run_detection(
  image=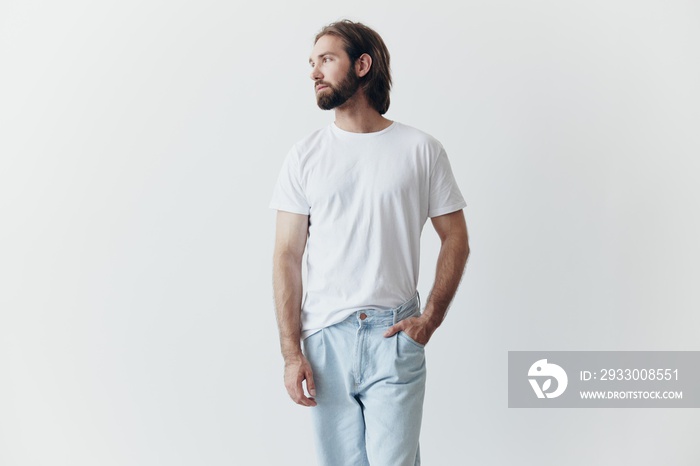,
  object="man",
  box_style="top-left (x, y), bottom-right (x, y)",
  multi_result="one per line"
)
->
top-left (269, 19), bottom-right (470, 466)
